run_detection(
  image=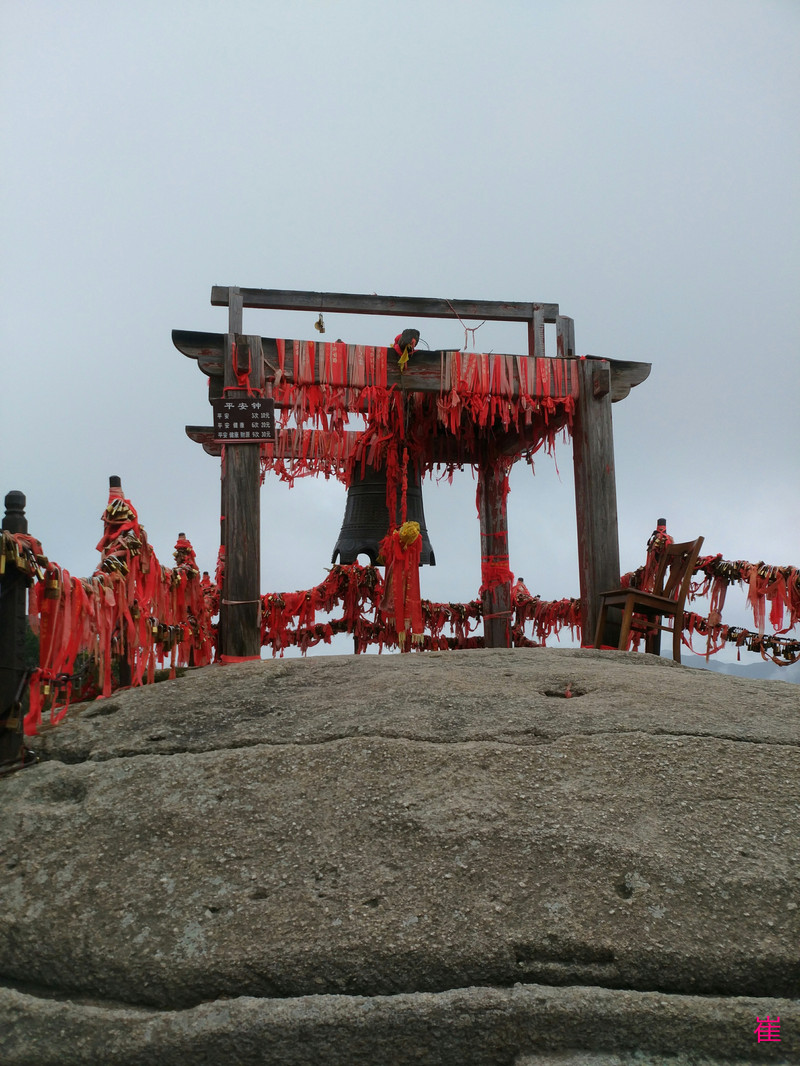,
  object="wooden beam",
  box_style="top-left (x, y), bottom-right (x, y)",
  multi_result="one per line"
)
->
top-left (219, 334), bottom-right (264, 661)
top-left (173, 330), bottom-right (650, 404)
top-left (174, 332), bottom-right (581, 400)
top-left (572, 359), bottom-right (621, 647)
top-left (211, 286), bottom-right (560, 324)
top-left (185, 424), bottom-right (555, 466)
